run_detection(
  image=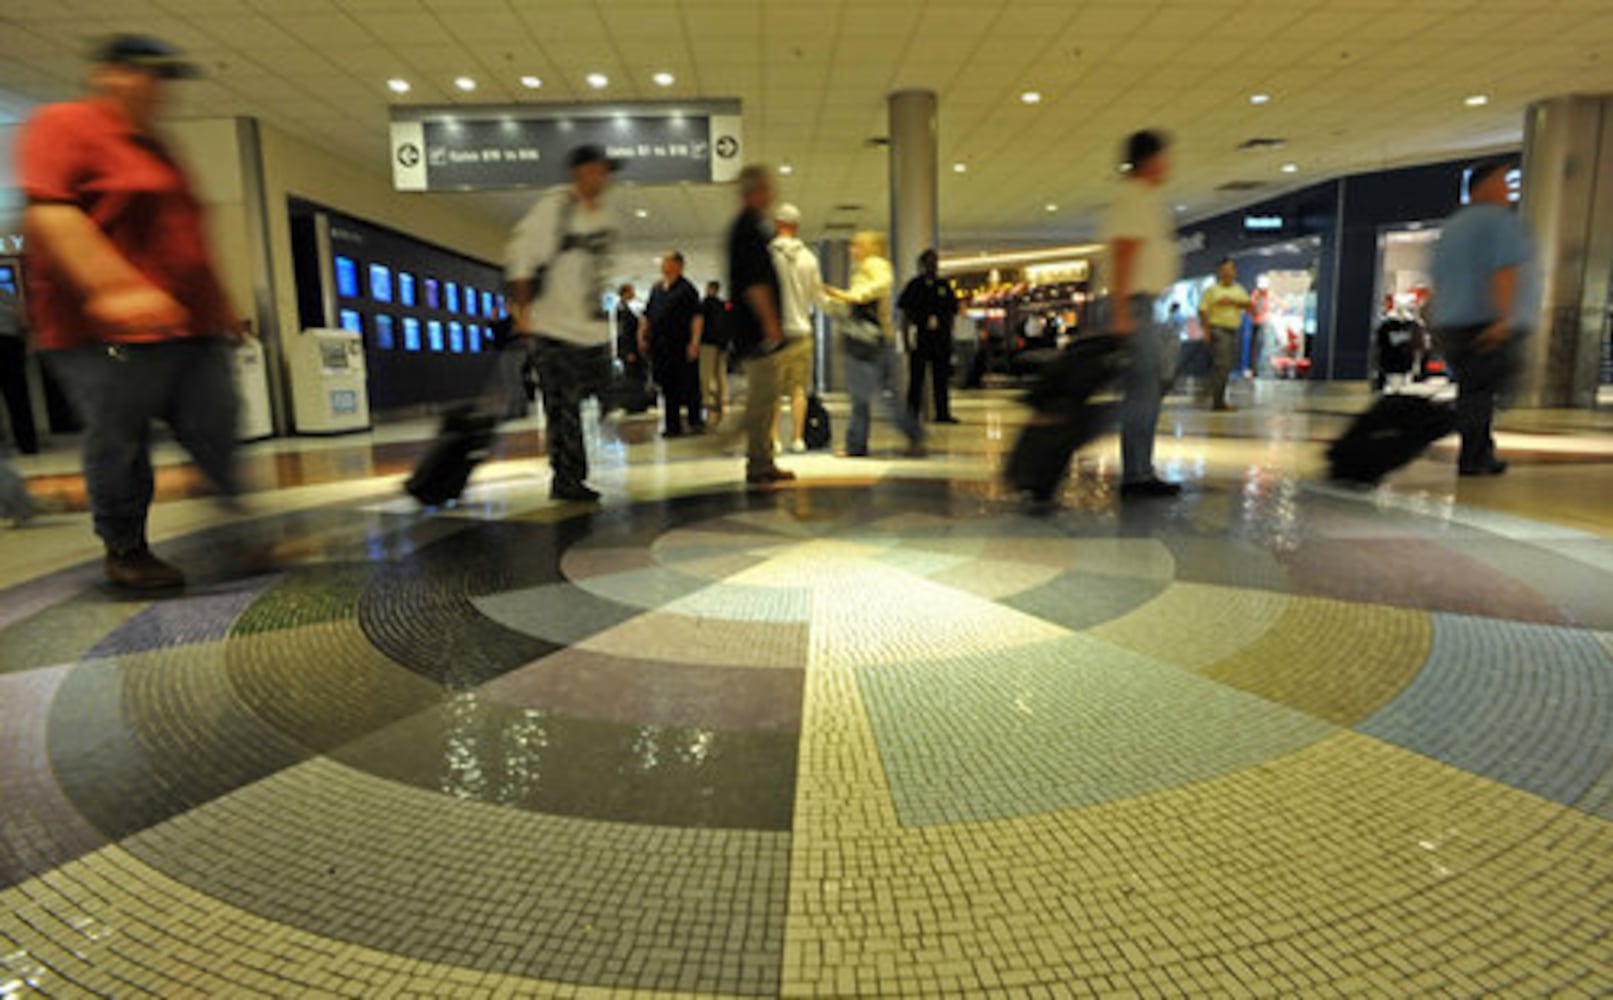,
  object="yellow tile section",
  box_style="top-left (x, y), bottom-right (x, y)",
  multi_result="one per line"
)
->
top-left (0, 848), bottom-right (744, 999)
top-left (1198, 598), bottom-right (1434, 726)
top-left (1088, 581), bottom-right (1292, 670)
